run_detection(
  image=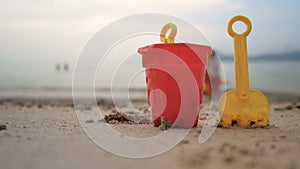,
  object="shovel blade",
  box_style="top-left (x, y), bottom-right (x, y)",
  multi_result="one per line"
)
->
top-left (219, 89), bottom-right (269, 128)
